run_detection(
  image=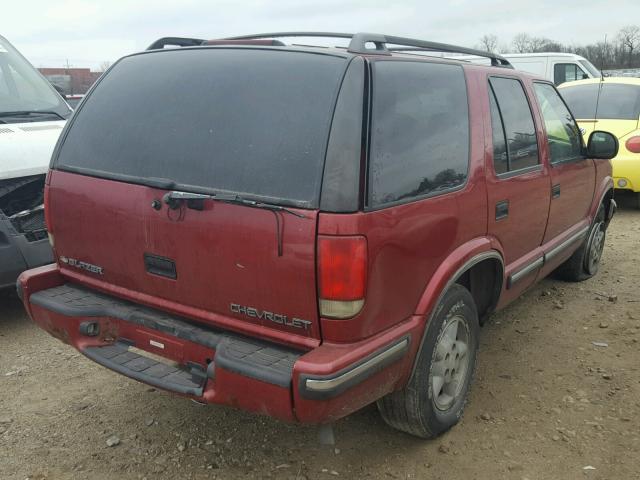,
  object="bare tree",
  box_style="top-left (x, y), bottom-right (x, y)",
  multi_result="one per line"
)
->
top-left (472, 26), bottom-right (639, 70)
top-left (98, 61), bottom-right (112, 72)
top-left (512, 33), bottom-right (532, 53)
top-left (617, 25), bottom-right (640, 66)
top-left (479, 34), bottom-right (498, 53)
